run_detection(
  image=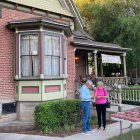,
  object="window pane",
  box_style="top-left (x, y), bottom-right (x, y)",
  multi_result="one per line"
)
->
top-left (52, 56), bottom-right (60, 76)
top-left (44, 35), bottom-right (52, 55)
top-left (30, 35), bottom-right (38, 55)
top-left (44, 34), bottom-right (61, 77)
top-left (21, 56), bottom-right (32, 76)
top-left (20, 34), bottom-right (39, 77)
top-left (44, 56), bottom-right (52, 76)
top-left (52, 36), bottom-right (60, 56)
top-left (32, 56), bottom-right (39, 76)
top-left (21, 35), bottom-right (30, 55)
